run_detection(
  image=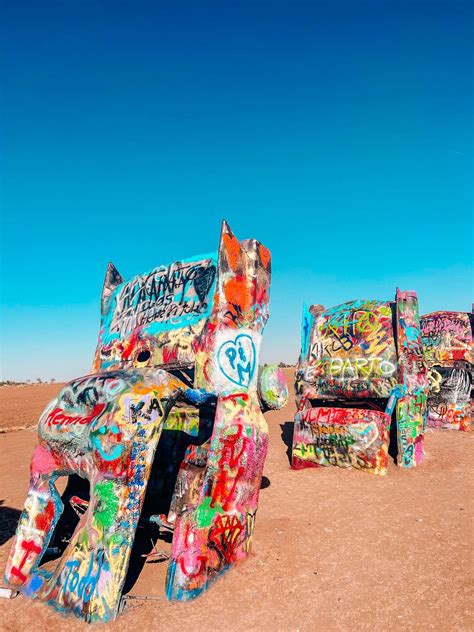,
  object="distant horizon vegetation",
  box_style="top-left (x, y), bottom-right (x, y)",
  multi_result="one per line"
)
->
top-left (0, 362), bottom-right (296, 386)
